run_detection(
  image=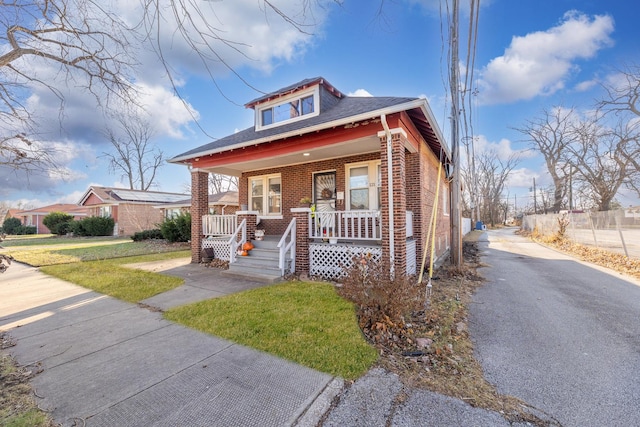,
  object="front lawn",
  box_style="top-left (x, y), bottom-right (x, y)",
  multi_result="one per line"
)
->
top-left (40, 251), bottom-right (189, 302)
top-left (165, 281), bottom-right (378, 380)
top-left (7, 240), bottom-right (187, 266)
top-left (0, 235), bottom-right (120, 247)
